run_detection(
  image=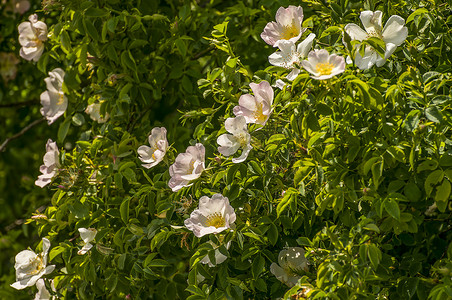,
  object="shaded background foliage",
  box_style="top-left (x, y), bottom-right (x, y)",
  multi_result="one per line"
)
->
top-left (1, 0), bottom-right (452, 299)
